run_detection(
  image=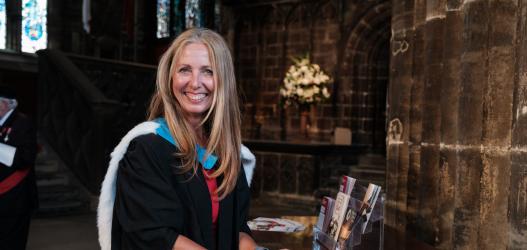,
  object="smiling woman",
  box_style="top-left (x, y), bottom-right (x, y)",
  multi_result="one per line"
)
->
top-left (172, 43), bottom-right (215, 127)
top-left (97, 28), bottom-right (257, 250)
